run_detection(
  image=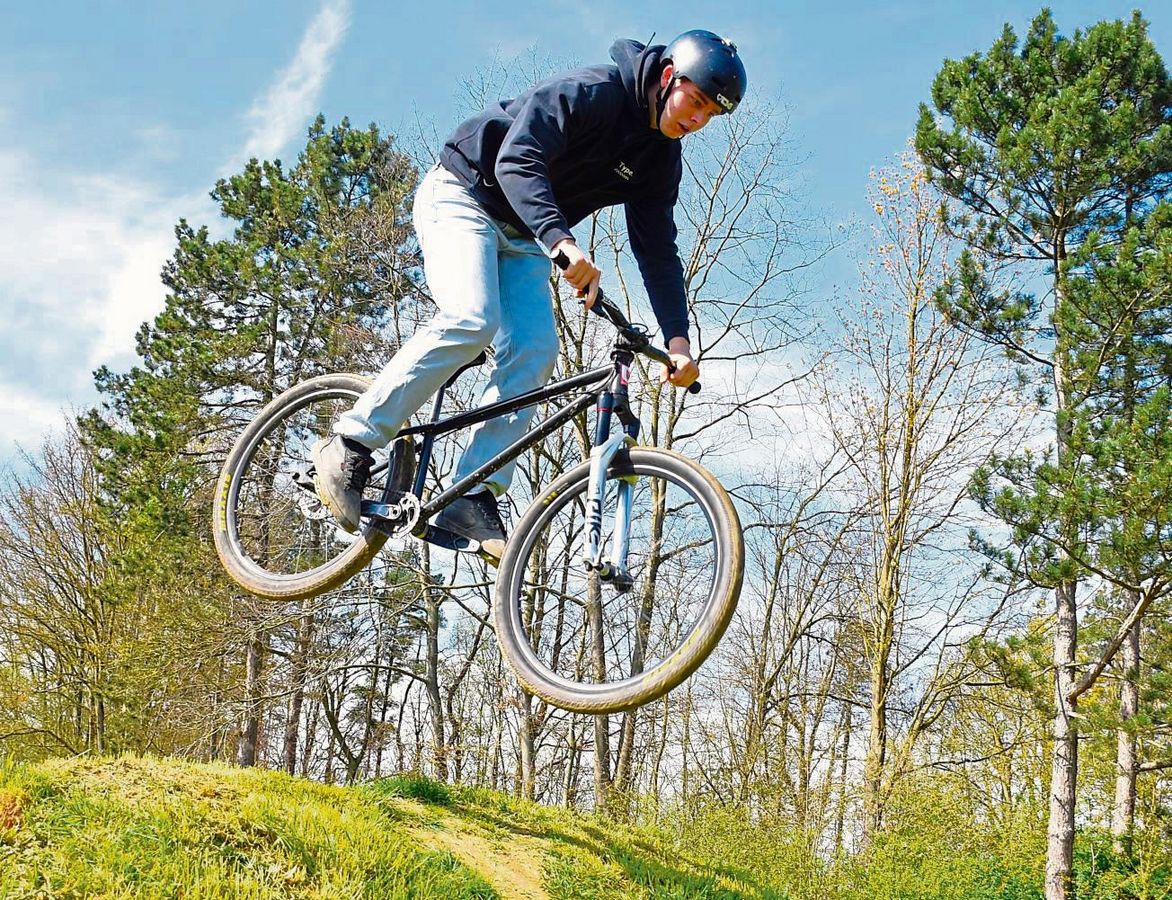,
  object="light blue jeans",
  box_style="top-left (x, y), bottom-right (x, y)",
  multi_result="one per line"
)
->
top-left (334, 165), bottom-right (559, 497)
